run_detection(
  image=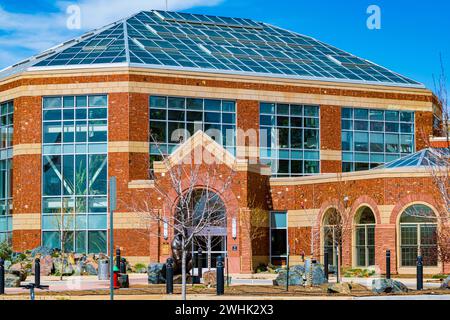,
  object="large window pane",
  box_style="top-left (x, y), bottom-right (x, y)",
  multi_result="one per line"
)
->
top-left (342, 107), bottom-right (415, 171)
top-left (43, 156), bottom-right (62, 196)
top-left (88, 231), bottom-right (107, 254)
top-left (88, 155), bottom-right (107, 195)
